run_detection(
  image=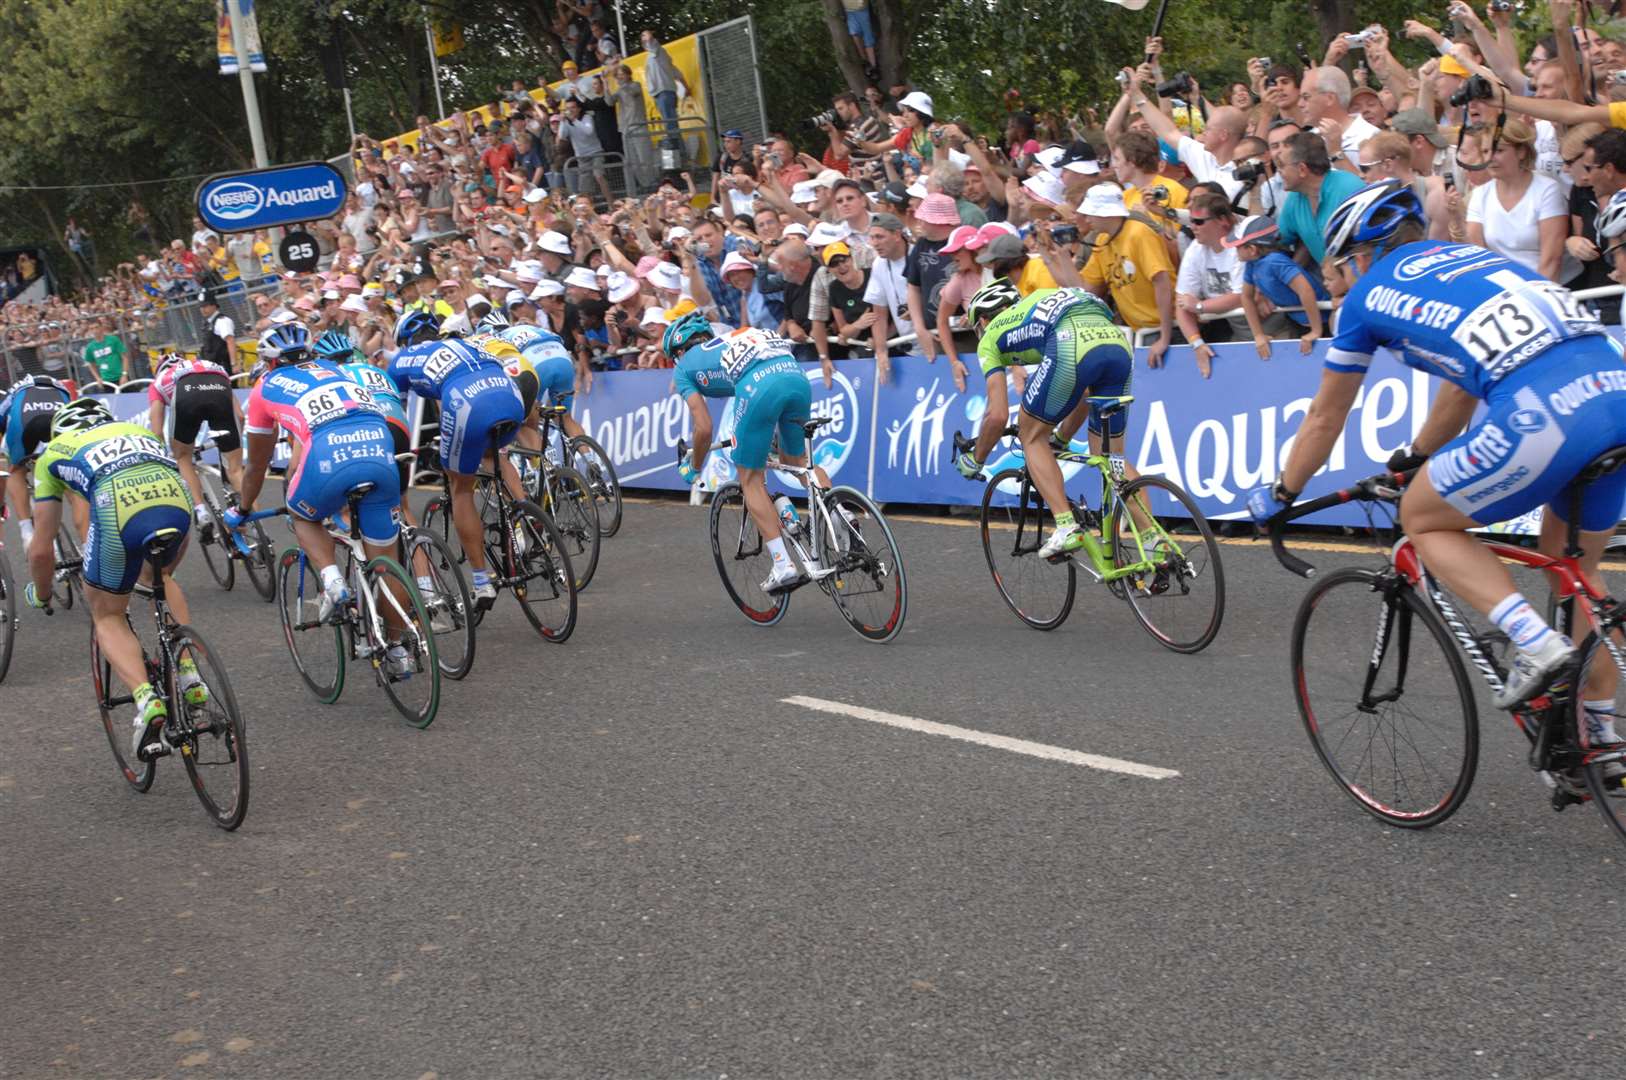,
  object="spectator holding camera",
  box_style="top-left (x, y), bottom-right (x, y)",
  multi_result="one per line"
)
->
top-left (1130, 62), bottom-right (1249, 199)
top-left (1078, 182), bottom-right (1176, 367)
